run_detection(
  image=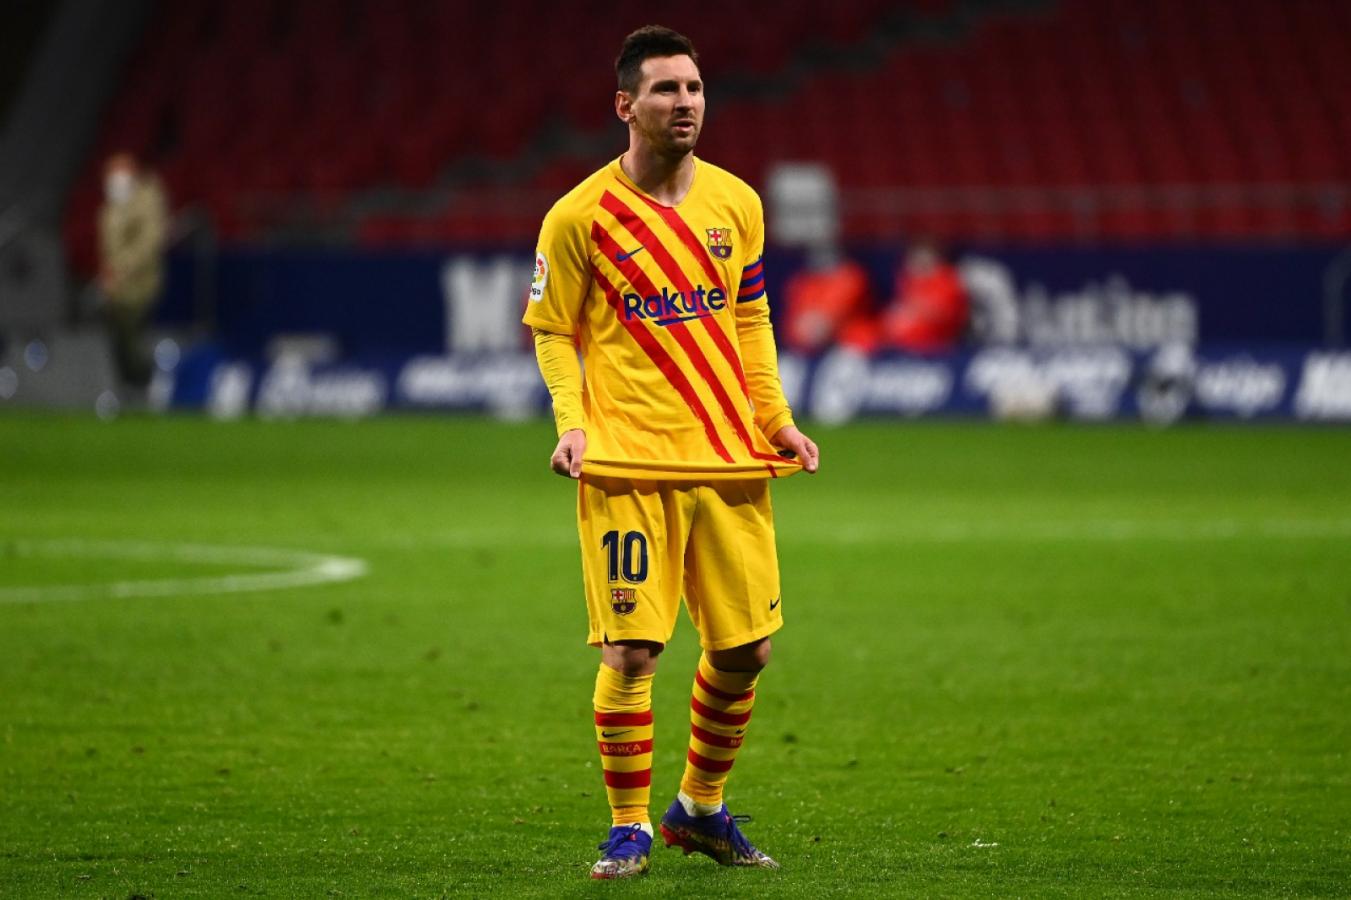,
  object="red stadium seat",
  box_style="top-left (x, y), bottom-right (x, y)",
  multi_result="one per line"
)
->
top-left (66, 0), bottom-right (1350, 247)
